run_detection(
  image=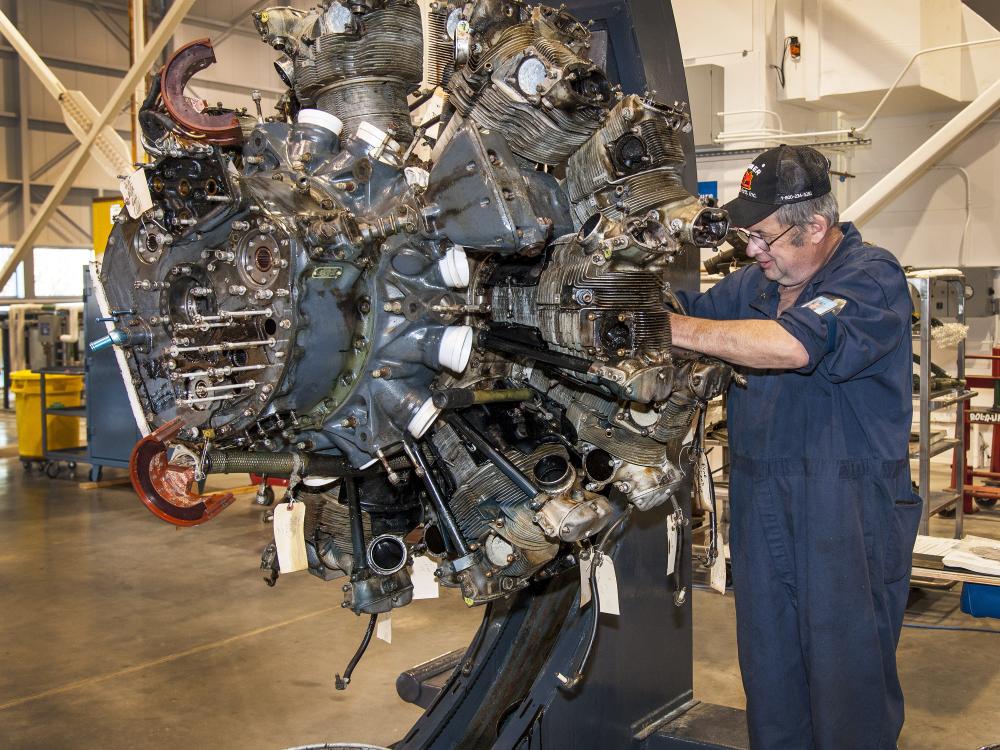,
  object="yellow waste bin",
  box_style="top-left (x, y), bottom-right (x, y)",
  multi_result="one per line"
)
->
top-left (11, 370), bottom-right (85, 459)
